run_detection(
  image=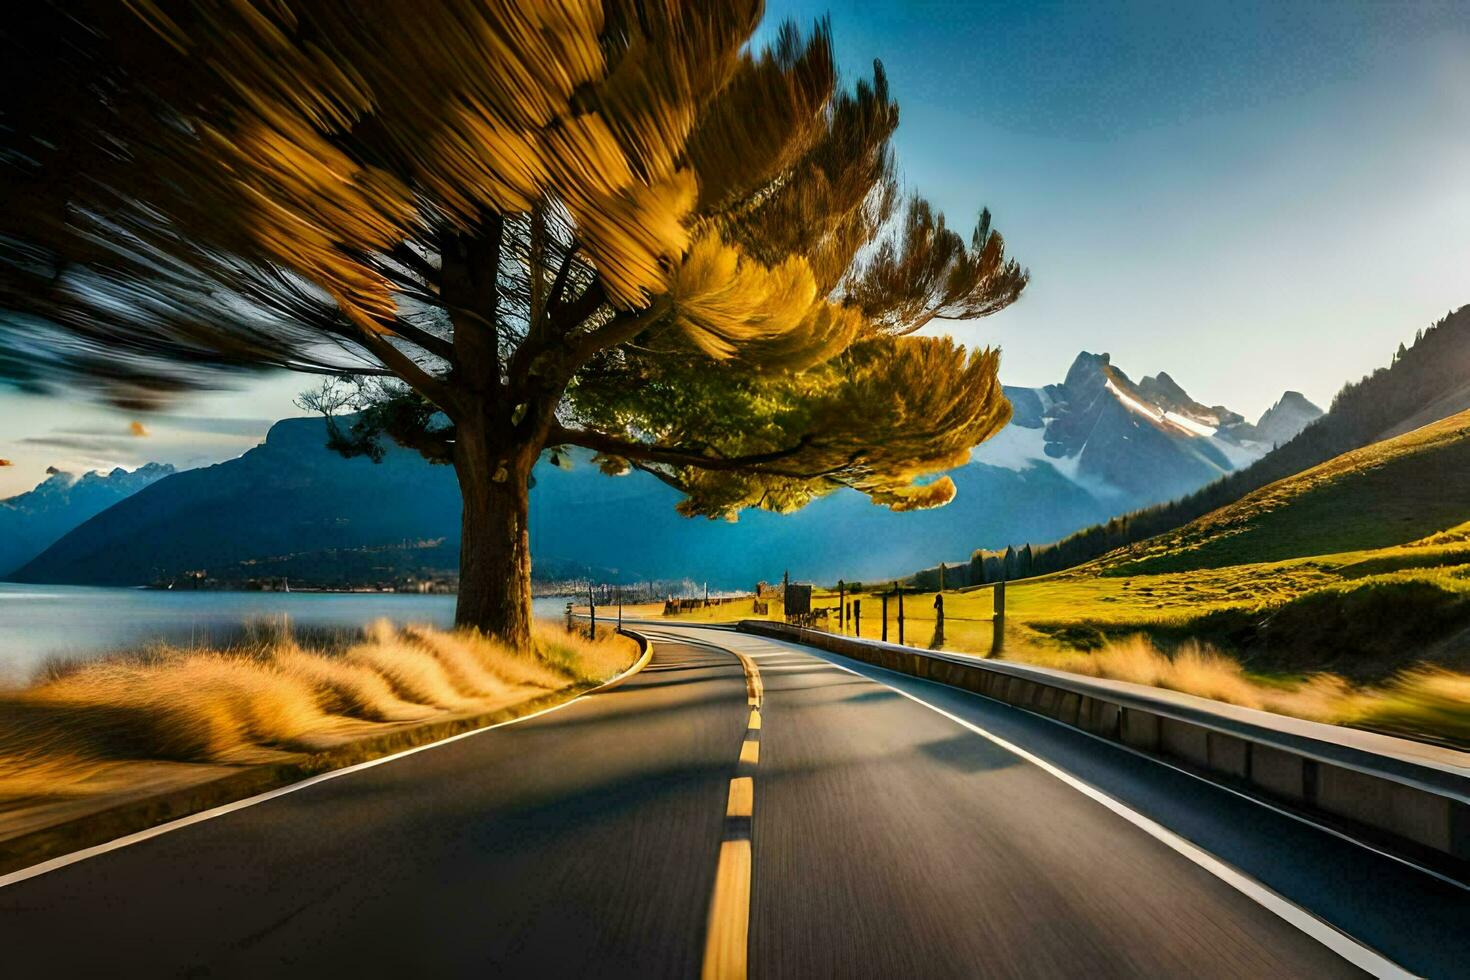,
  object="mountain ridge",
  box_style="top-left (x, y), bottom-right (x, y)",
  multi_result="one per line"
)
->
top-left (12, 350), bottom-right (1316, 588)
